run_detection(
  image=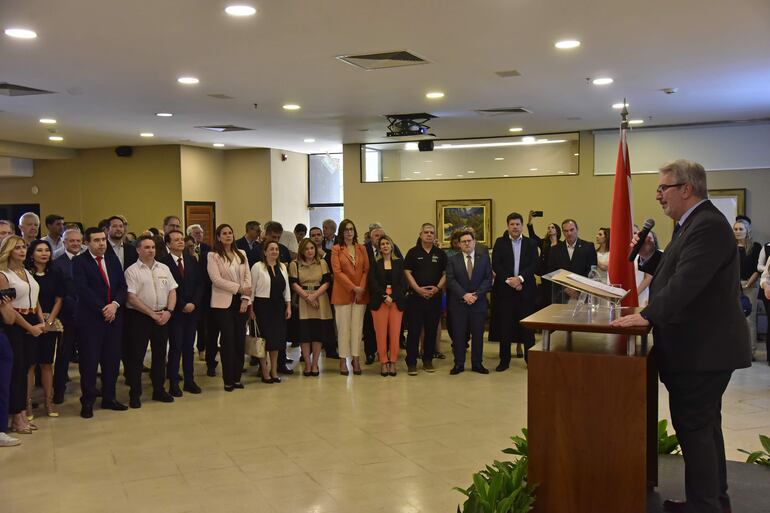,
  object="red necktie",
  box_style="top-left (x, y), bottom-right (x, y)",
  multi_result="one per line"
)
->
top-left (177, 257), bottom-right (185, 278)
top-left (95, 256), bottom-right (111, 303)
